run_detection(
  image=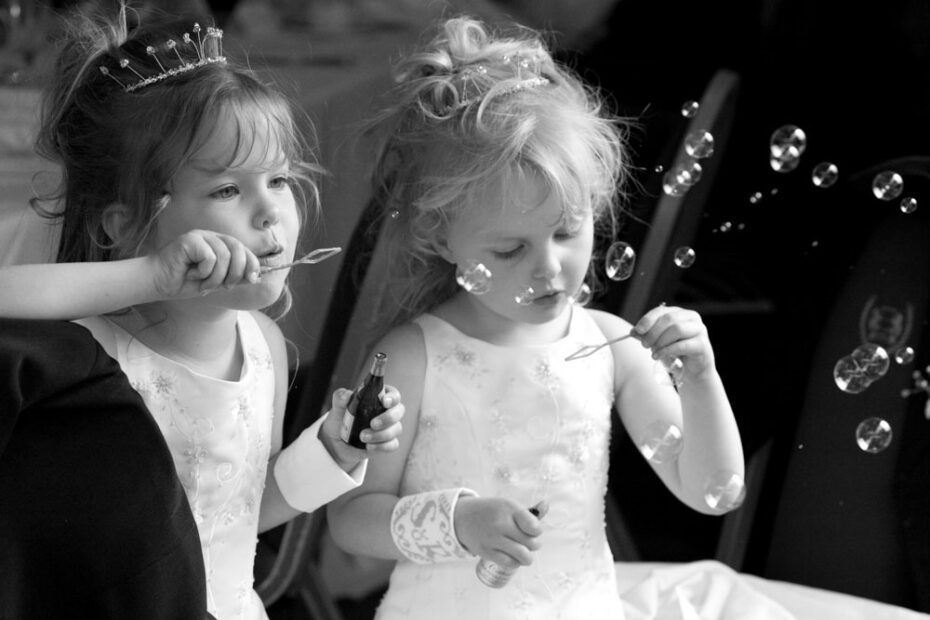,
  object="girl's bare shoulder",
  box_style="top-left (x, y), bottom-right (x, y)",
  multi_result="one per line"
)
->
top-left (585, 307), bottom-right (635, 340)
